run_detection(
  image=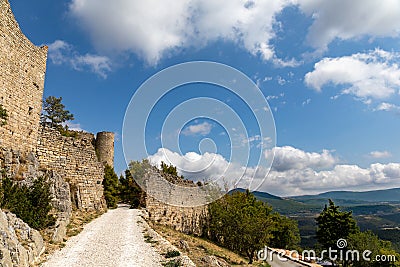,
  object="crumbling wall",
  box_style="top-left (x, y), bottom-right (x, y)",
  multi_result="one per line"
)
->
top-left (144, 167), bottom-right (208, 235)
top-left (0, 0), bottom-right (47, 153)
top-left (146, 196), bottom-right (208, 236)
top-left (37, 127), bottom-right (106, 211)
